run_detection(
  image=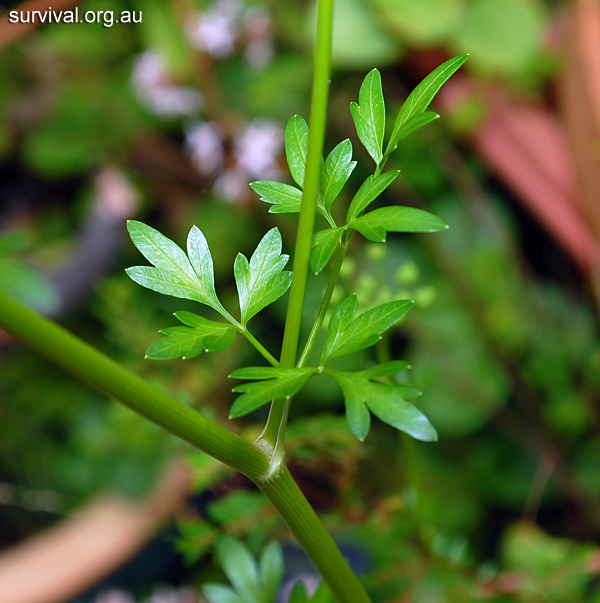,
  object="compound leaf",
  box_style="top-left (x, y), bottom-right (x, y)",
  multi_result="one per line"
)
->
top-left (326, 368), bottom-right (436, 442)
top-left (234, 228), bottom-right (292, 325)
top-left (126, 221), bottom-right (223, 312)
top-left (346, 170), bottom-right (399, 222)
top-left (320, 139), bottom-right (356, 210)
top-left (310, 227), bottom-right (344, 275)
top-left (349, 206), bottom-right (448, 242)
top-left (351, 68), bottom-right (385, 165)
top-left (146, 312), bottom-right (236, 360)
top-left (285, 115), bottom-right (309, 187)
top-left (229, 367), bottom-right (316, 418)
top-left (250, 181), bottom-right (303, 214)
